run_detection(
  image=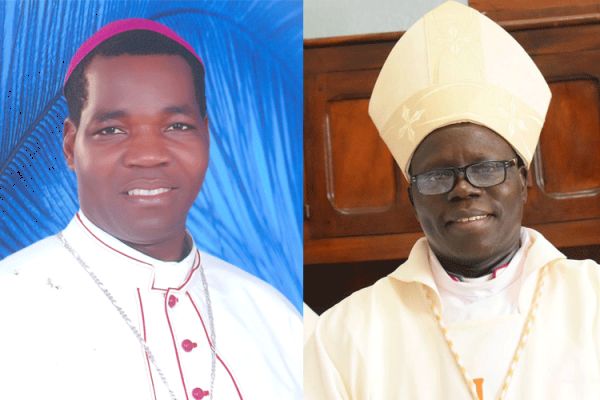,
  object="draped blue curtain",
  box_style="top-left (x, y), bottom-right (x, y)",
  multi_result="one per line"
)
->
top-left (0, 0), bottom-right (303, 311)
